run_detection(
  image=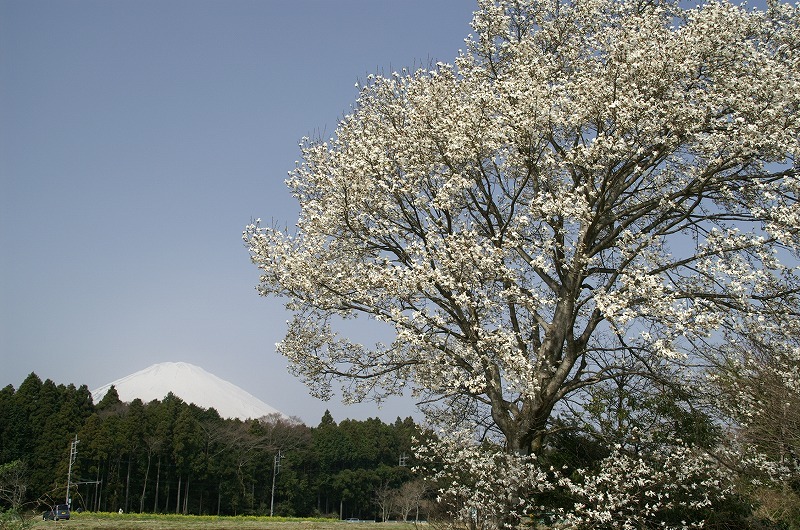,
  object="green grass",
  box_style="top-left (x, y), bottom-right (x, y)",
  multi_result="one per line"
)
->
top-left (28, 512), bottom-right (425, 530)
